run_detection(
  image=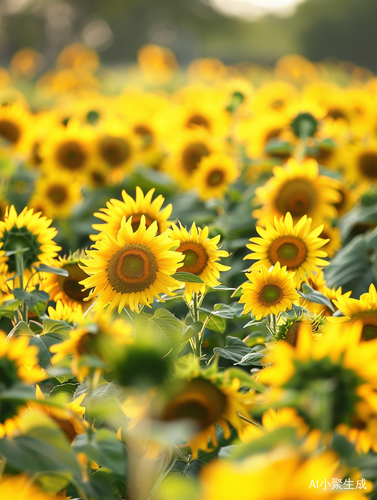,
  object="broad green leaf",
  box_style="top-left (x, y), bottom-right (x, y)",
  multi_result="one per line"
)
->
top-left (199, 311), bottom-right (226, 334)
top-left (170, 460), bottom-right (205, 477)
top-left (0, 299), bottom-right (20, 319)
top-left (171, 272), bottom-right (204, 283)
top-left (8, 321), bottom-right (34, 338)
top-left (213, 336), bottom-right (262, 366)
top-left (12, 288), bottom-right (49, 308)
top-left (180, 321), bottom-right (203, 351)
top-left (298, 283), bottom-right (334, 312)
top-left (33, 264), bottom-right (69, 276)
